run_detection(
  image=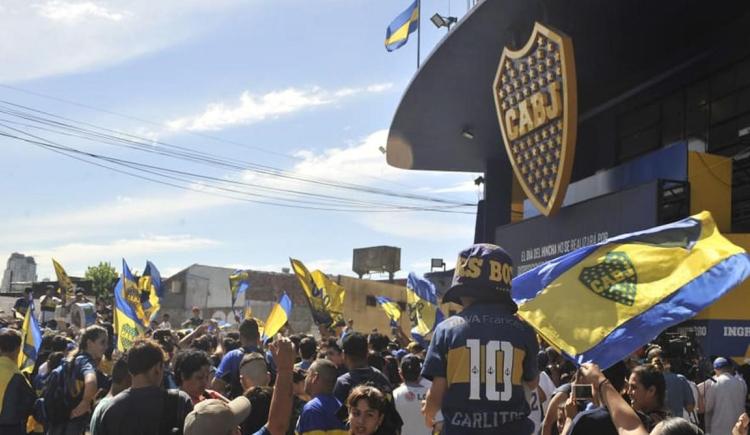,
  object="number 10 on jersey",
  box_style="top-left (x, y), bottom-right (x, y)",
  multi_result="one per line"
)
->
top-left (466, 339), bottom-right (513, 401)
